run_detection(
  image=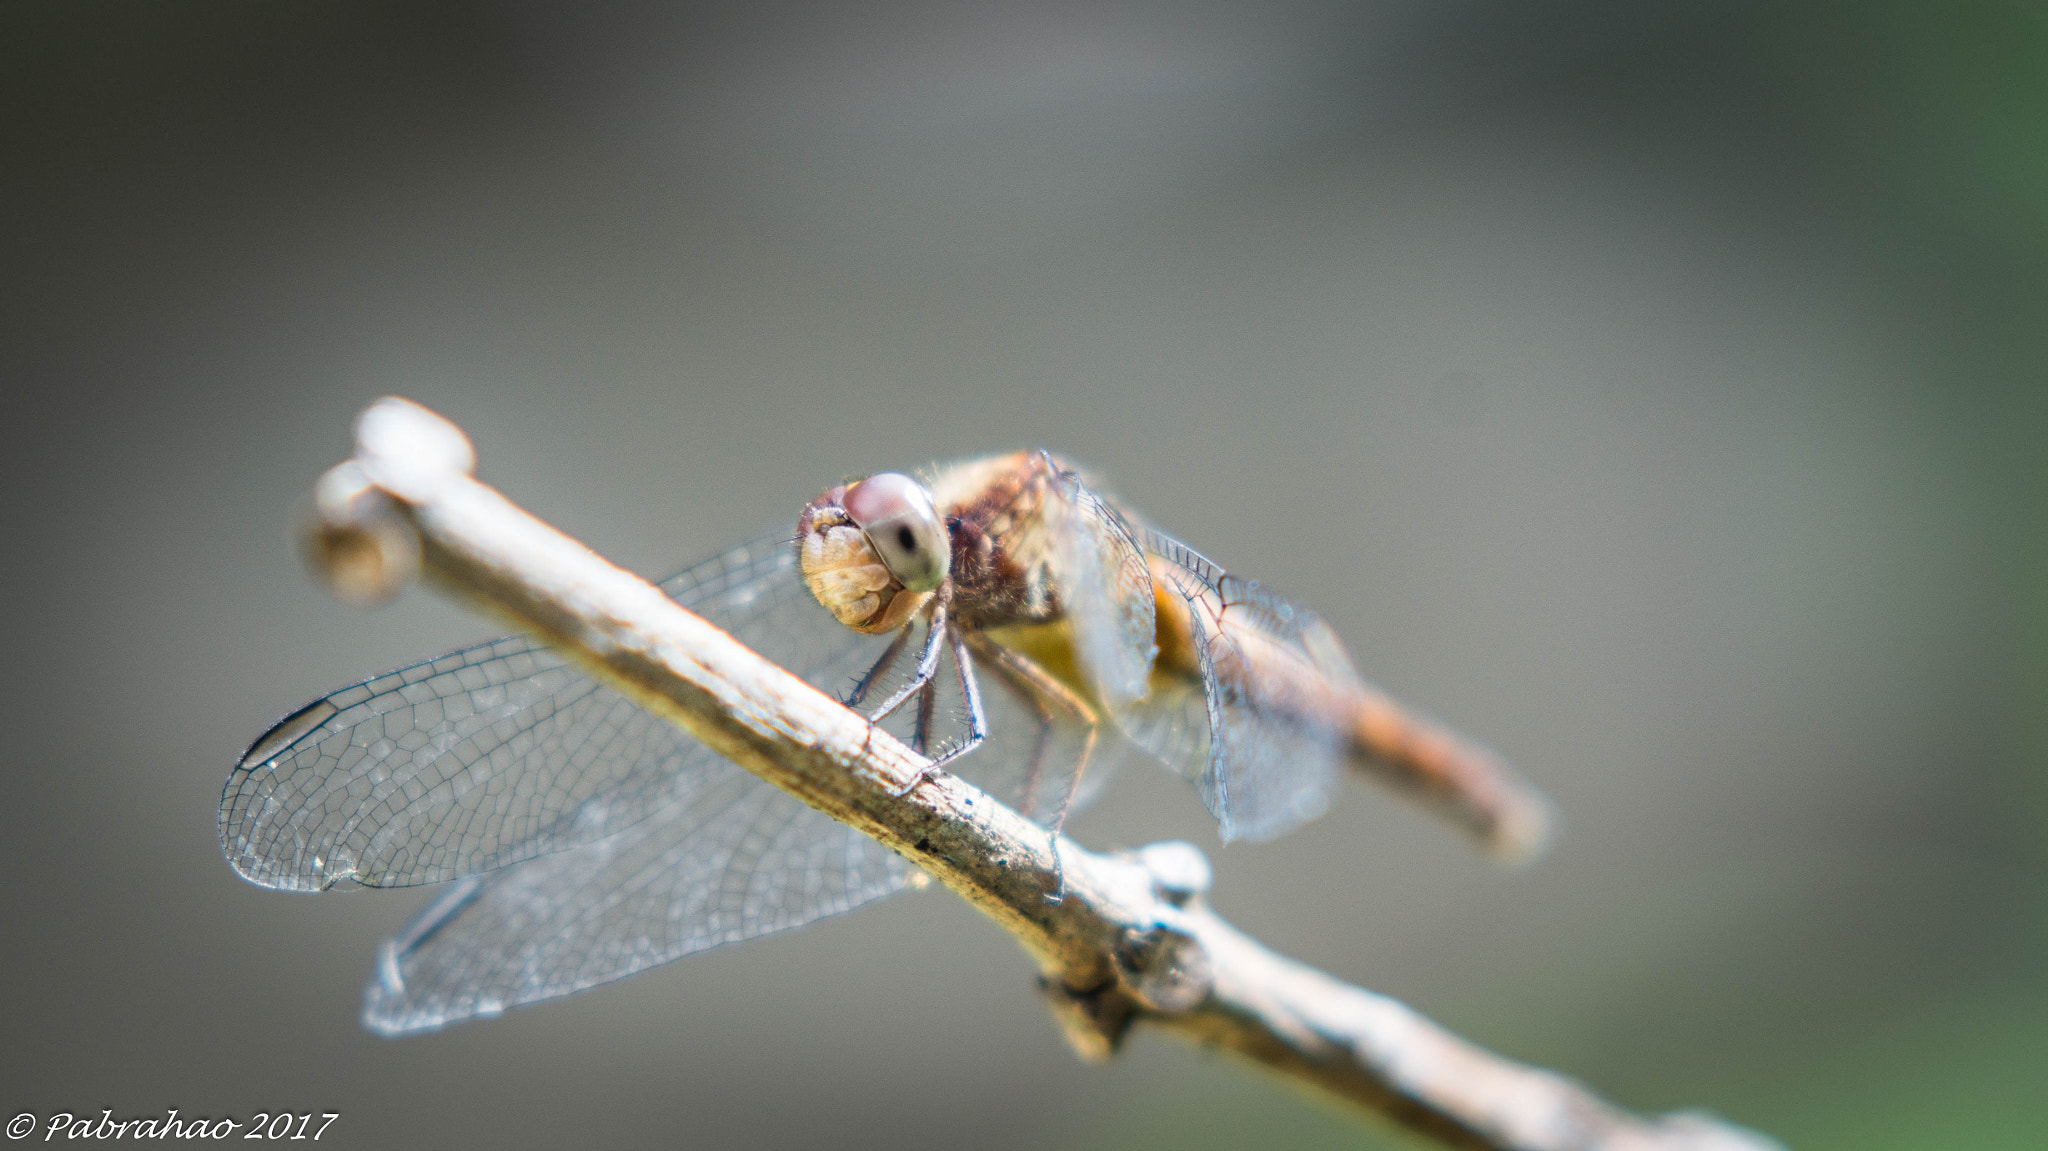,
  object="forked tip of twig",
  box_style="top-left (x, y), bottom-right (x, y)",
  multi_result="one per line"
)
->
top-left (297, 396), bottom-right (473, 607)
top-left (301, 460), bottom-right (420, 606)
